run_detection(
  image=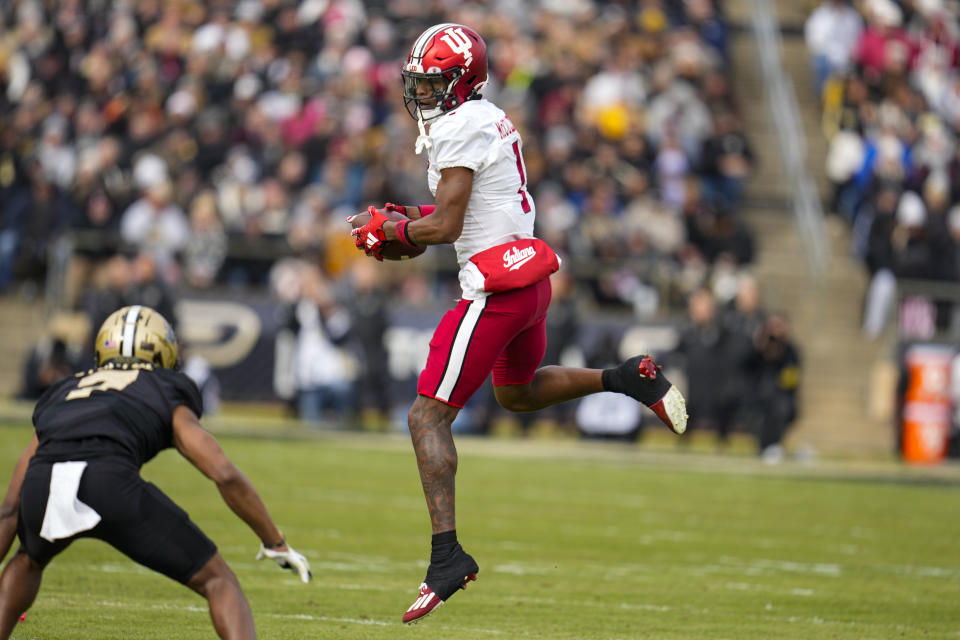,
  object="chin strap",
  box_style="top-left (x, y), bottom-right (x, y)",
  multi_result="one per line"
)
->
top-left (415, 111), bottom-right (433, 155)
